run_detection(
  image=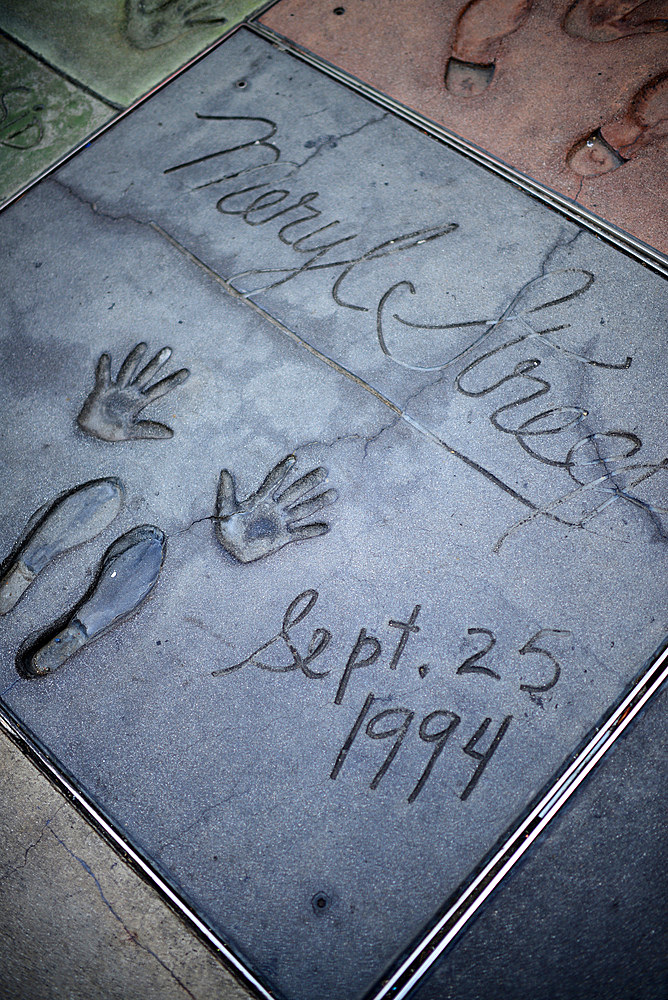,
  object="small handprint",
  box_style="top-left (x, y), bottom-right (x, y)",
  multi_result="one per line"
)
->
top-left (214, 455), bottom-right (338, 563)
top-left (125, 0), bottom-right (228, 50)
top-left (77, 342), bottom-right (190, 442)
top-left (0, 87), bottom-right (45, 150)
